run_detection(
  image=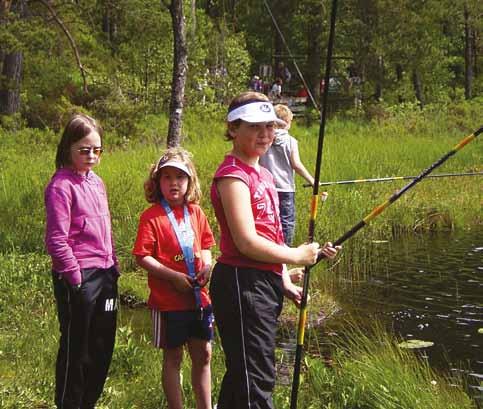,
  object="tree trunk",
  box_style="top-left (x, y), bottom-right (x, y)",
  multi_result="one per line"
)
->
top-left (305, 3), bottom-right (324, 104)
top-left (190, 0), bottom-right (196, 39)
top-left (0, 51), bottom-right (23, 114)
top-left (412, 69), bottom-right (424, 109)
top-left (102, 0), bottom-right (118, 50)
top-left (167, 0), bottom-right (188, 148)
top-left (0, 1), bottom-right (12, 72)
top-left (0, 0), bottom-right (24, 115)
top-left (471, 29), bottom-right (478, 78)
top-left (374, 55), bottom-right (383, 101)
top-left (204, 0), bottom-right (216, 18)
top-left (395, 63), bottom-right (404, 103)
top-left (463, 4), bottom-right (473, 100)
